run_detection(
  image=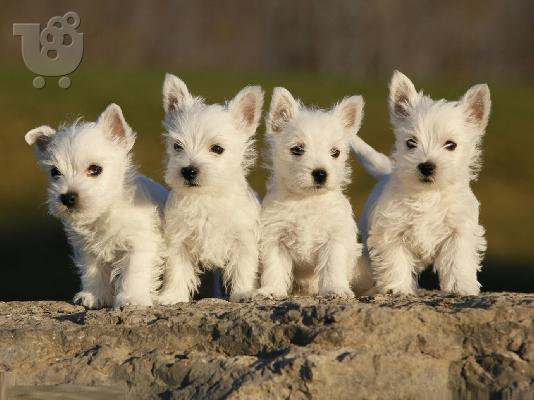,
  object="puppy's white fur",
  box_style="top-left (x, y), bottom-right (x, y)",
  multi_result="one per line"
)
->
top-left (352, 71), bottom-right (490, 295)
top-left (159, 74), bottom-right (263, 303)
top-left (258, 88), bottom-right (364, 298)
top-left (26, 104), bottom-right (168, 308)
